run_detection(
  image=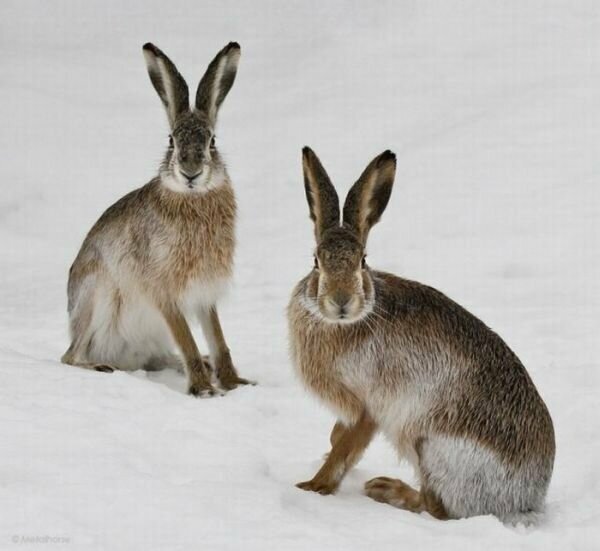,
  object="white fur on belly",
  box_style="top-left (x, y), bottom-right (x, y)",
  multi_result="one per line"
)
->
top-left (87, 284), bottom-right (173, 371)
top-left (179, 277), bottom-right (231, 316)
top-left (334, 337), bottom-right (430, 462)
top-left (85, 276), bottom-right (229, 371)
